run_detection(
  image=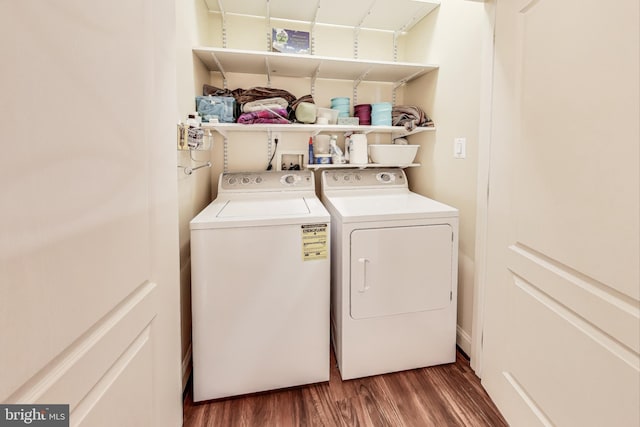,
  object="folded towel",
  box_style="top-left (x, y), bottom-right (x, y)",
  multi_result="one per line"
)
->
top-left (392, 105), bottom-right (434, 131)
top-left (237, 108), bottom-right (290, 124)
top-left (242, 97), bottom-right (289, 113)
